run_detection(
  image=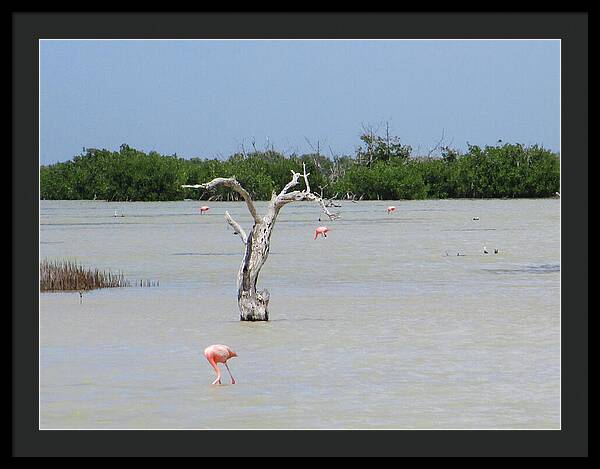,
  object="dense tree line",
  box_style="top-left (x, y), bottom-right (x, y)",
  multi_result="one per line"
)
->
top-left (40, 136), bottom-right (560, 201)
